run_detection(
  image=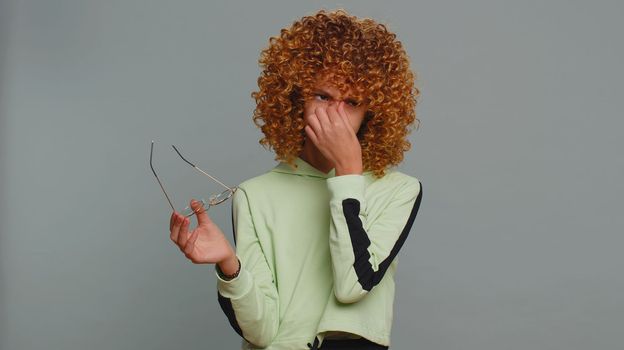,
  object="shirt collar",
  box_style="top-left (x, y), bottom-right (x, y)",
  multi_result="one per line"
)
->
top-left (271, 156), bottom-right (372, 179)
